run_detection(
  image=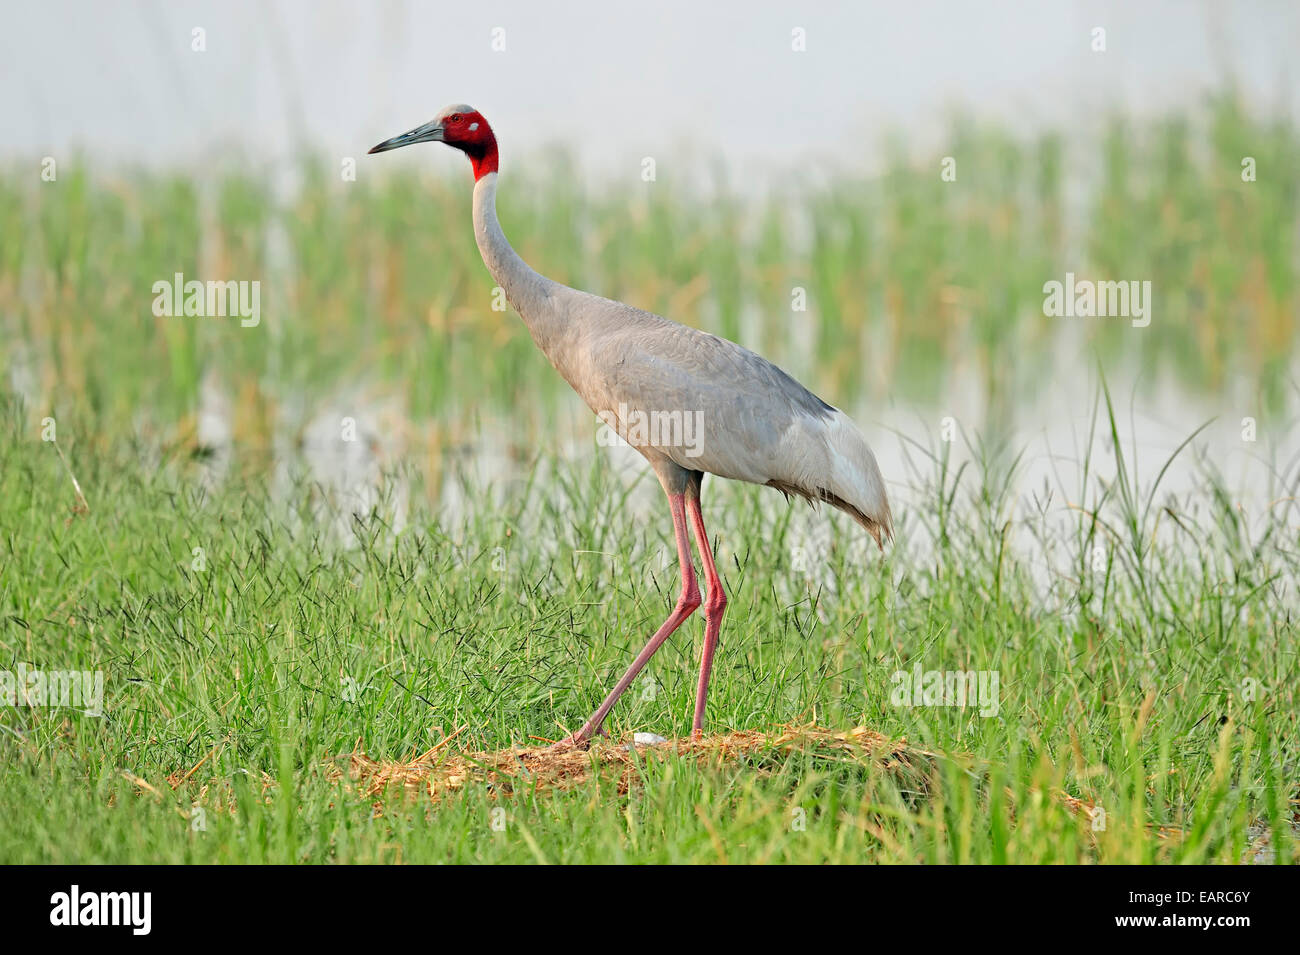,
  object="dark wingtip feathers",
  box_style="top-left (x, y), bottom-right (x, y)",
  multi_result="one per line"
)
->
top-left (767, 480), bottom-right (892, 552)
